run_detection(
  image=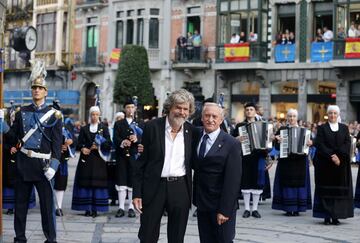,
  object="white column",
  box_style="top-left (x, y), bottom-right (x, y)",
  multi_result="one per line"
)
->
top-left (55, 0), bottom-right (65, 66)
